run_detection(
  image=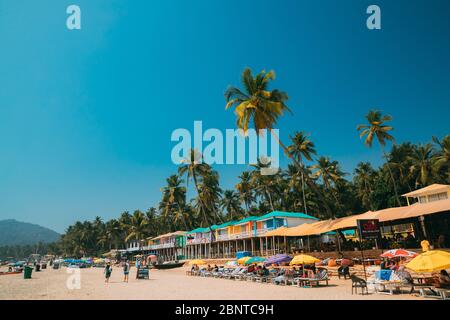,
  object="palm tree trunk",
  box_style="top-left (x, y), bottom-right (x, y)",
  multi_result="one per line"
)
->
top-left (381, 146), bottom-right (402, 206)
top-left (299, 161), bottom-right (308, 214)
top-left (192, 173), bottom-right (216, 242)
top-left (265, 189), bottom-right (275, 211)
